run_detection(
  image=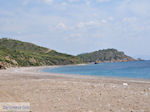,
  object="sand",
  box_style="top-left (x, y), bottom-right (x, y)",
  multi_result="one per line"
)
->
top-left (0, 66), bottom-right (150, 112)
